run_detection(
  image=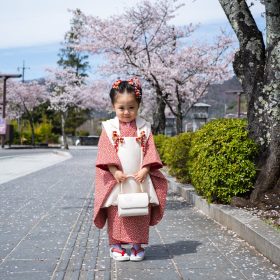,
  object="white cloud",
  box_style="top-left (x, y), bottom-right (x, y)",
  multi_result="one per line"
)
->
top-left (0, 0), bottom-right (139, 48)
top-left (0, 0), bottom-right (265, 48)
